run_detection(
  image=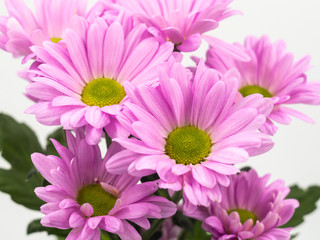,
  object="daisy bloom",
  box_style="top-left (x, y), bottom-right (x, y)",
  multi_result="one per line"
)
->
top-left (0, 0), bottom-right (87, 62)
top-left (32, 130), bottom-right (176, 240)
top-left (106, 60), bottom-right (274, 206)
top-left (206, 35), bottom-right (320, 135)
top-left (185, 169), bottom-right (299, 240)
top-left (25, 17), bottom-right (174, 145)
top-left (100, 0), bottom-right (238, 52)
